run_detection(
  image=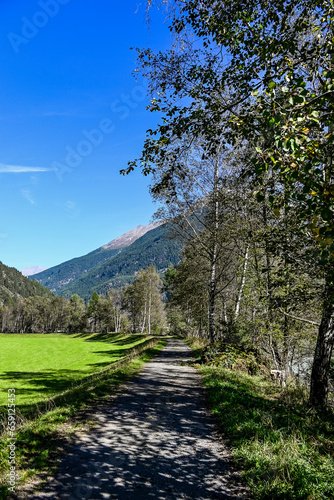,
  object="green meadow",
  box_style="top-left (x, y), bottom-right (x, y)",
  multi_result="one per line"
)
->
top-left (0, 332), bottom-right (150, 410)
top-left (0, 334), bottom-right (164, 499)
